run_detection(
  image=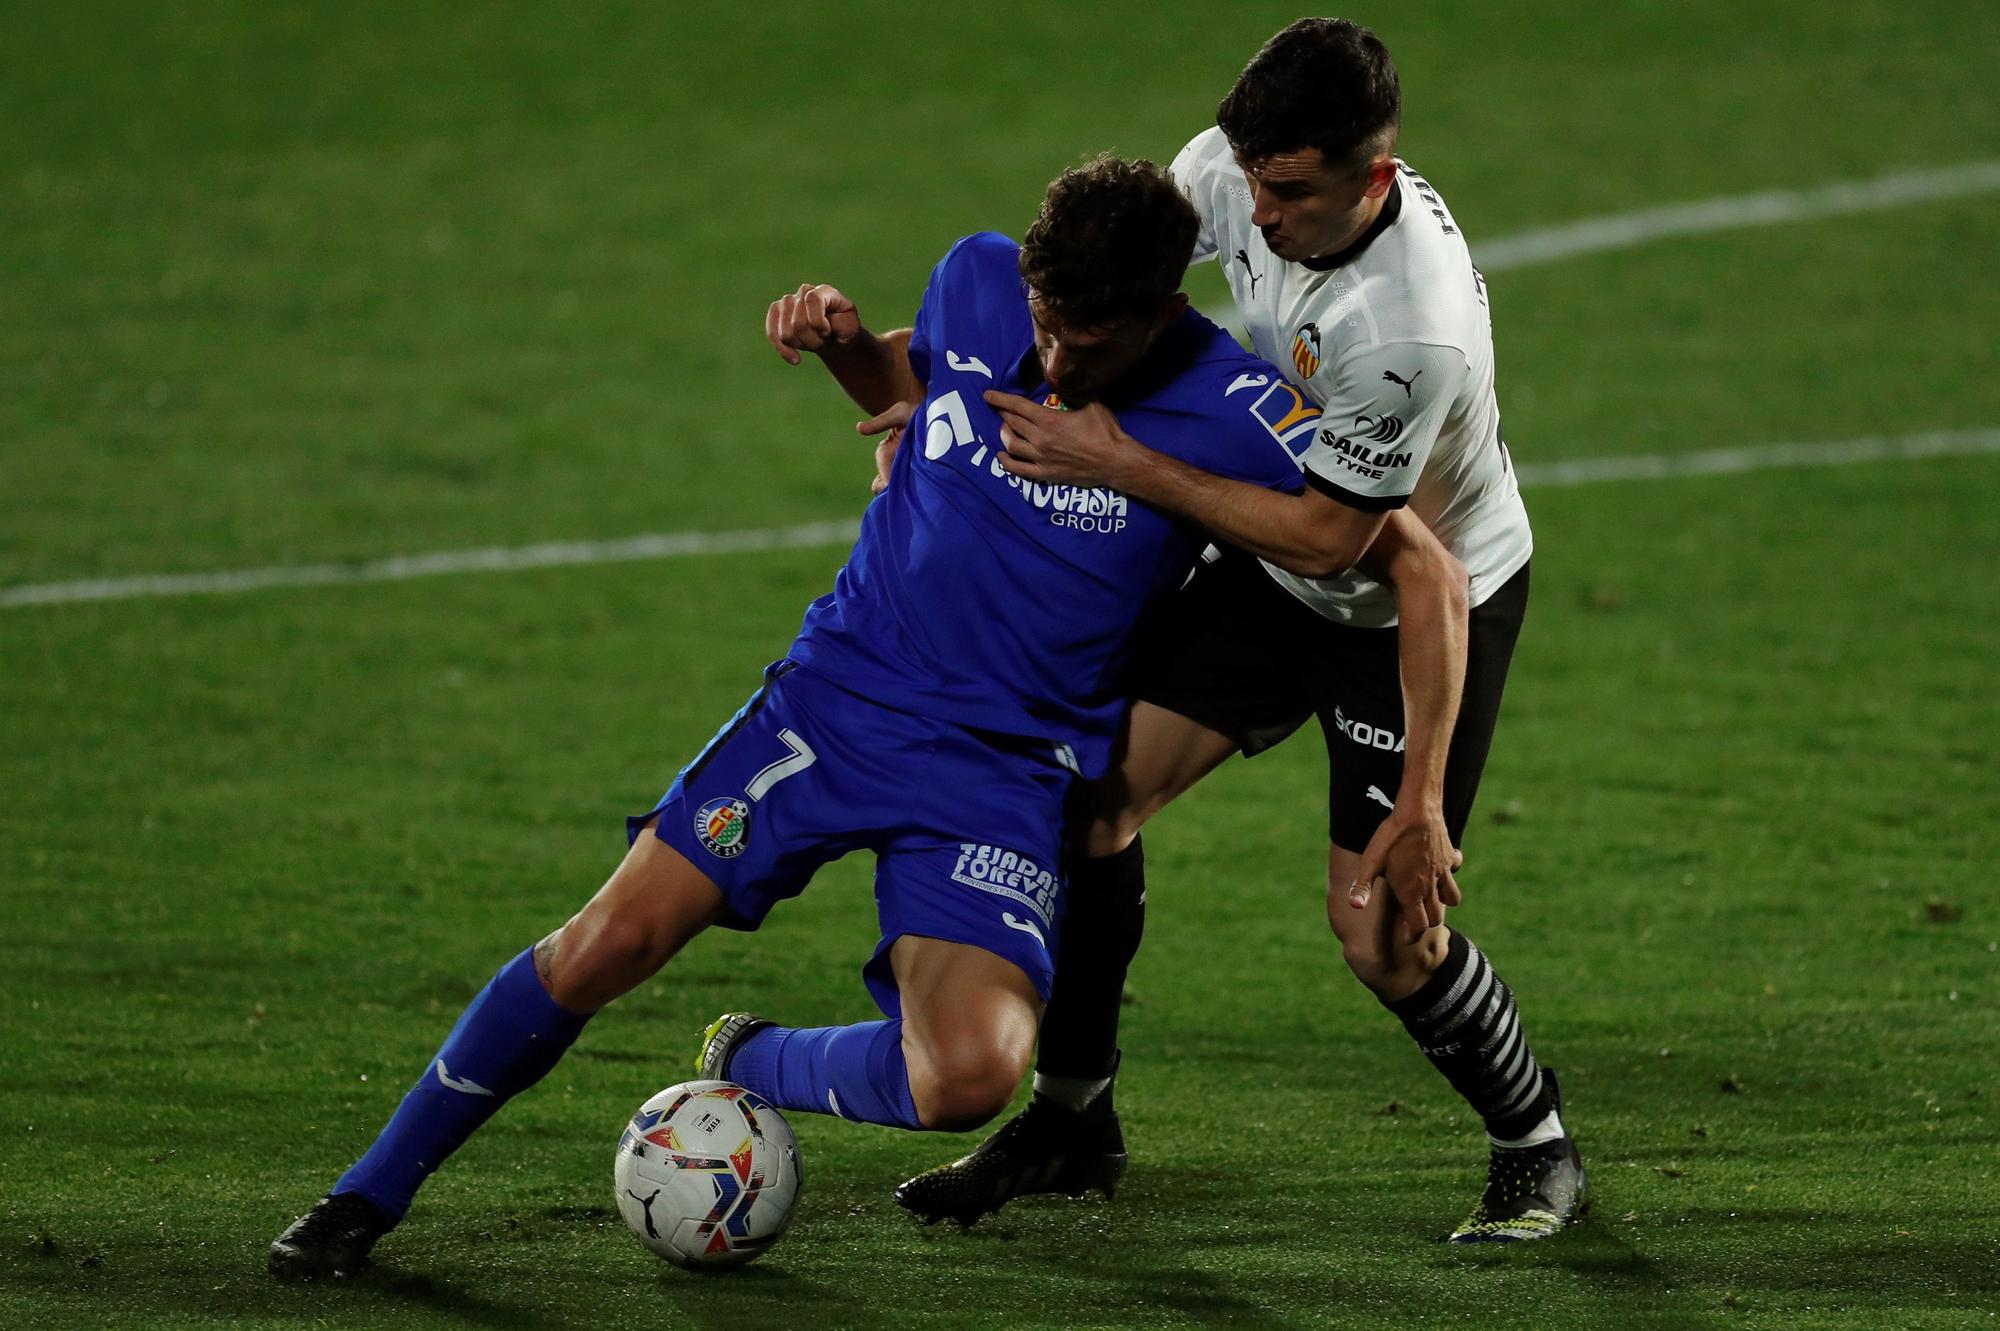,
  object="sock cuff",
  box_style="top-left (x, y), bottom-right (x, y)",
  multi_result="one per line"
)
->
top-left (1488, 1093), bottom-right (1561, 1145)
top-left (1081, 832), bottom-right (1143, 875)
top-left (725, 1024), bottom-right (785, 1093)
top-left (1382, 927), bottom-right (1474, 1019)
top-left (1069, 834), bottom-right (1145, 909)
top-left (495, 948), bottom-right (592, 1042)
